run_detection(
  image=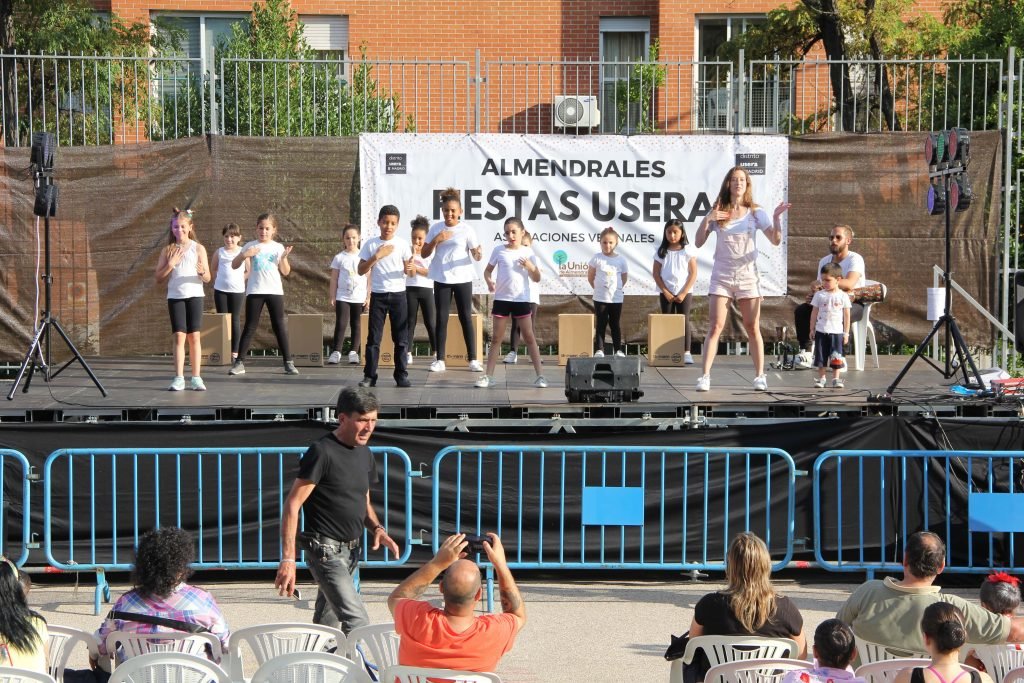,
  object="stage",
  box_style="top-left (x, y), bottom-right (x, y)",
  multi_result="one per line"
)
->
top-left (2, 352), bottom-right (1020, 427)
